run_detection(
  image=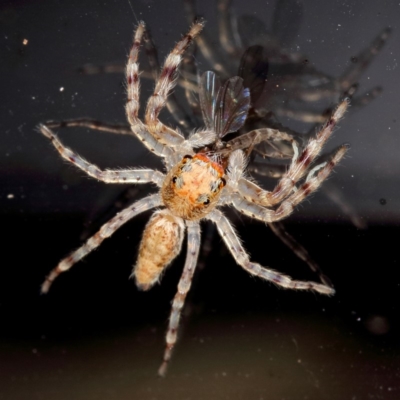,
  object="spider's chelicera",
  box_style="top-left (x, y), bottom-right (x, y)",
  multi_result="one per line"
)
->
top-left (40, 21), bottom-right (349, 376)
